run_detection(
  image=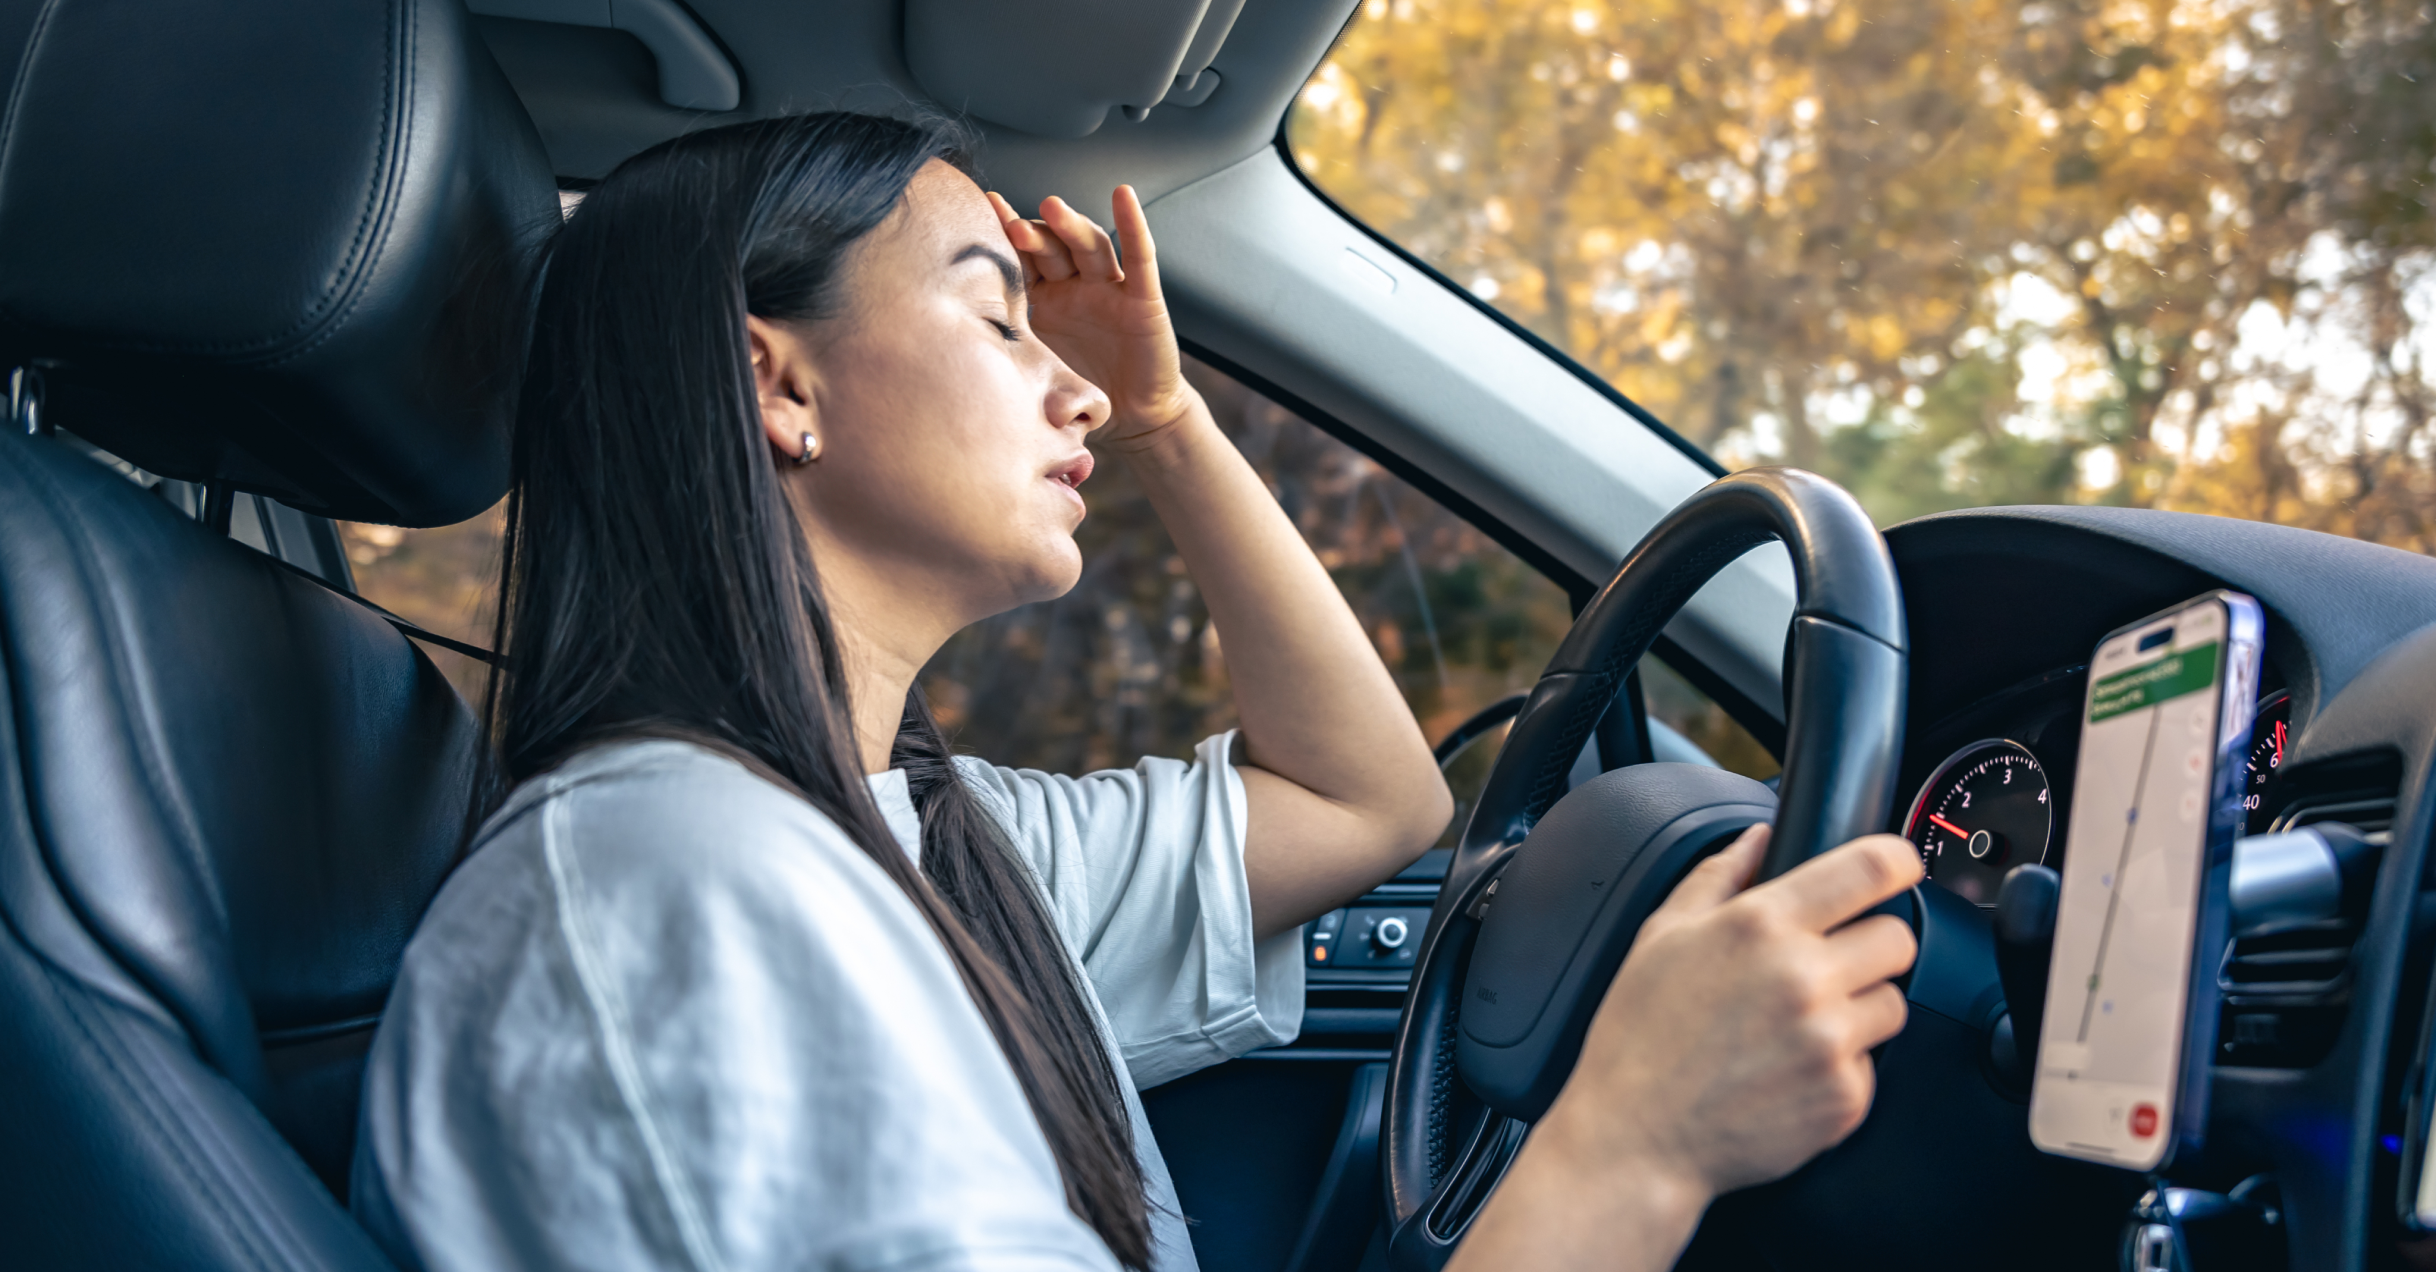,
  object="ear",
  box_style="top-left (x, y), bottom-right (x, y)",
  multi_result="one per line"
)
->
top-left (746, 314), bottom-right (823, 464)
